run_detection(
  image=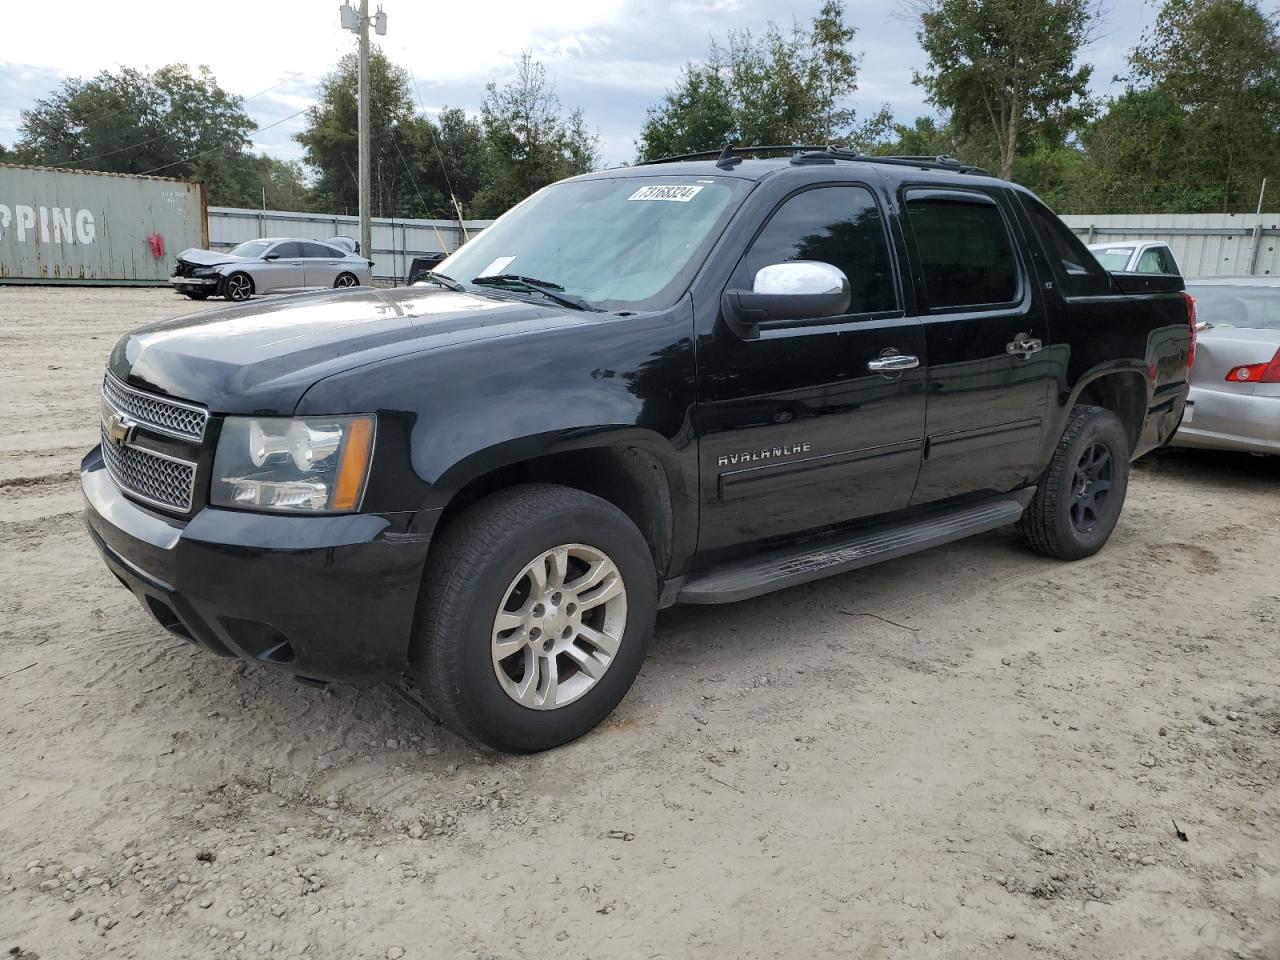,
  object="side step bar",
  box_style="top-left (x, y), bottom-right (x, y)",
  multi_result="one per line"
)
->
top-left (677, 489), bottom-right (1035, 605)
